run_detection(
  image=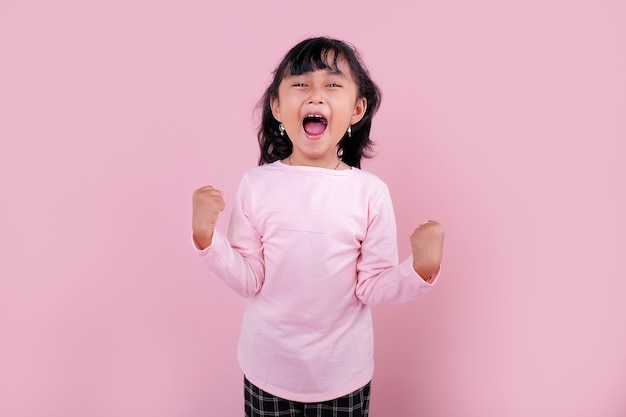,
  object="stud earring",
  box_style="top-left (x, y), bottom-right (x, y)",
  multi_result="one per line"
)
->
top-left (279, 123), bottom-right (285, 136)
top-left (347, 125), bottom-right (352, 138)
